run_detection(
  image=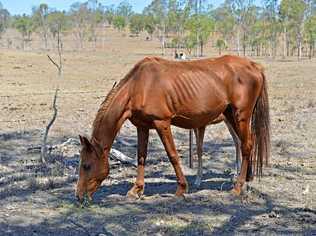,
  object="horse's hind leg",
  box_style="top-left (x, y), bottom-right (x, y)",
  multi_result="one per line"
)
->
top-left (224, 119), bottom-right (242, 177)
top-left (224, 106), bottom-right (253, 196)
top-left (154, 120), bottom-right (188, 196)
top-left (127, 127), bottom-right (149, 199)
top-left (194, 127), bottom-right (206, 187)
